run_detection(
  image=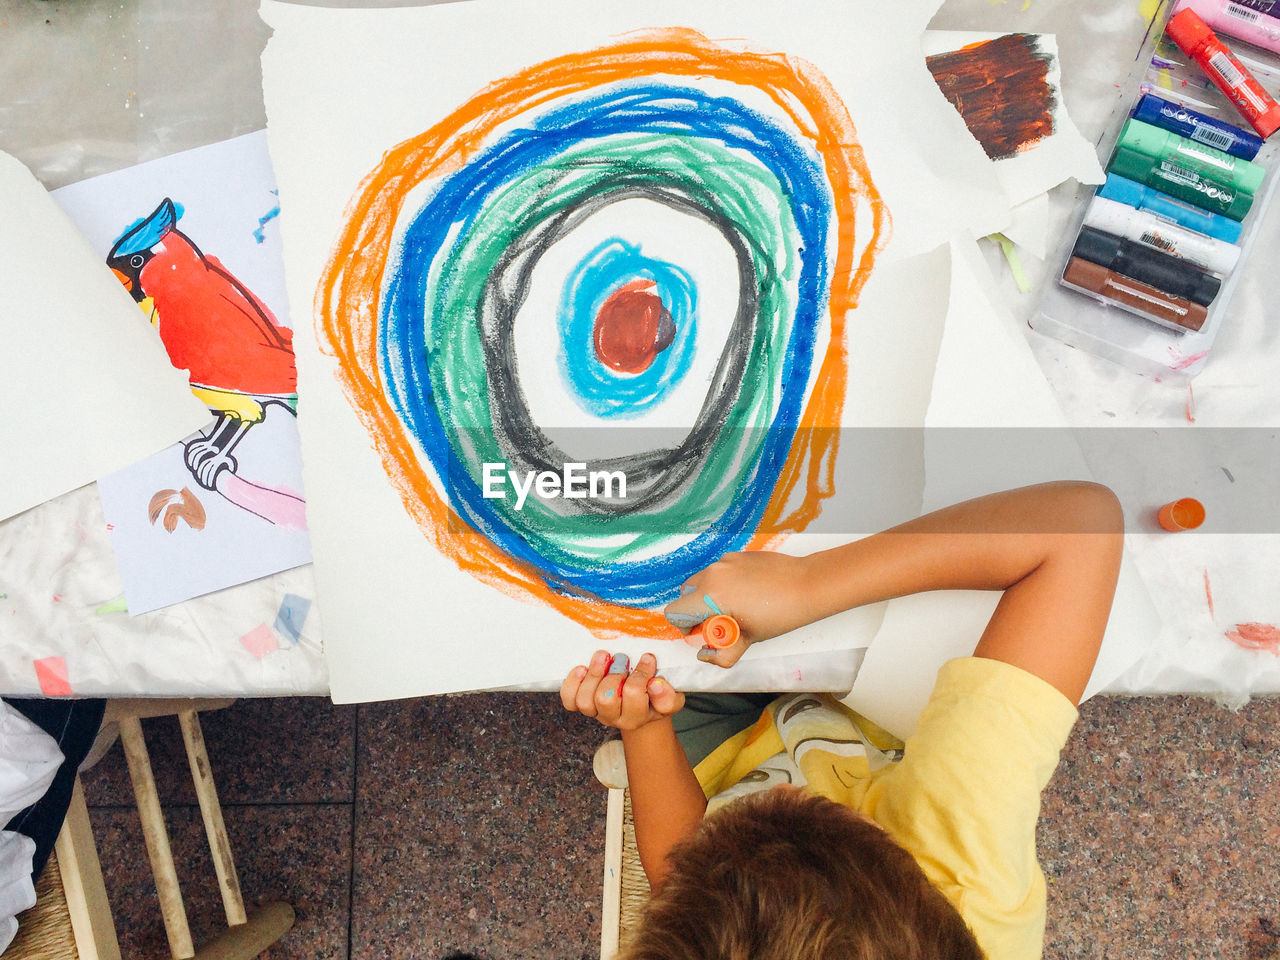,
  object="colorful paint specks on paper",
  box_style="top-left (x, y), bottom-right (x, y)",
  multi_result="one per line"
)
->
top-left (317, 29), bottom-right (886, 638)
top-left (239, 623), bottom-right (279, 660)
top-left (33, 656), bottom-right (72, 696)
top-left (1226, 623), bottom-right (1280, 656)
top-left (274, 593), bottom-right (311, 645)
